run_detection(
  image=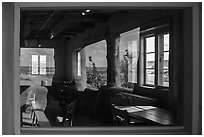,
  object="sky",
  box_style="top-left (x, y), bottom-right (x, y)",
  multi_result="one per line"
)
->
top-left (85, 40), bottom-right (107, 68)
